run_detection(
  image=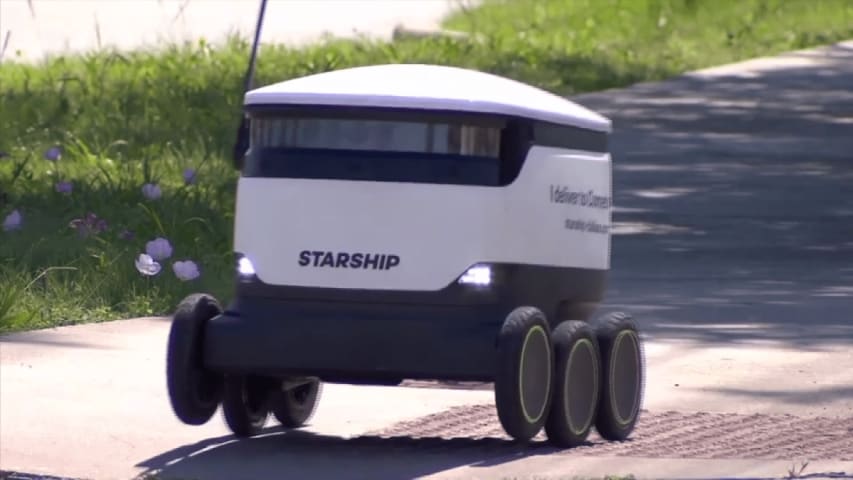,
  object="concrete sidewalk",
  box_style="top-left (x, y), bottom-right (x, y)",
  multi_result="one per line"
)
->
top-left (2, 37), bottom-right (853, 480)
top-left (0, 0), bottom-right (469, 62)
top-left (0, 318), bottom-right (495, 480)
top-left (2, 317), bottom-right (850, 480)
